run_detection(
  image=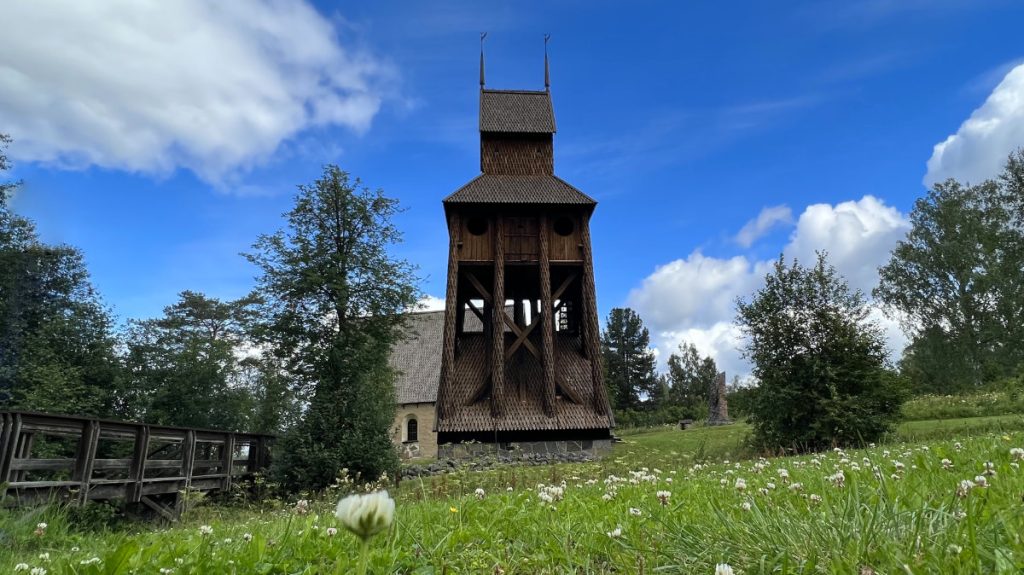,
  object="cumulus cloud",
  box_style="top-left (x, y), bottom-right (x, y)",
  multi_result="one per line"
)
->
top-left (0, 1), bottom-right (393, 182)
top-left (783, 196), bottom-right (910, 293)
top-left (925, 63), bottom-right (1024, 185)
top-left (734, 205), bottom-right (794, 247)
top-left (628, 196), bottom-right (910, 380)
